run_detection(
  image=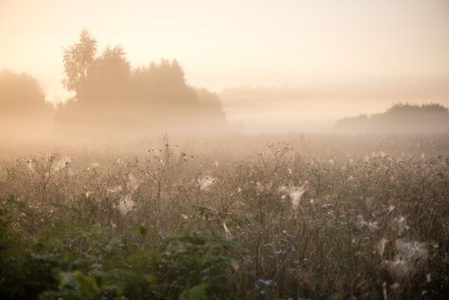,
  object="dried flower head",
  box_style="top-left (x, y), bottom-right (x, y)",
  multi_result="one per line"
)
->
top-left (126, 173), bottom-right (141, 192)
top-left (24, 158), bottom-right (35, 173)
top-left (198, 176), bottom-right (216, 191)
top-left (391, 216), bottom-right (409, 236)
top-left (383, 239), bottom-right (428, 280)
top-left (287, 181), bottom-right (308, 211)
top-left (46, 156), bottom-right (72, 177)
top-left (116, 194), bottom-right (135, 216)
